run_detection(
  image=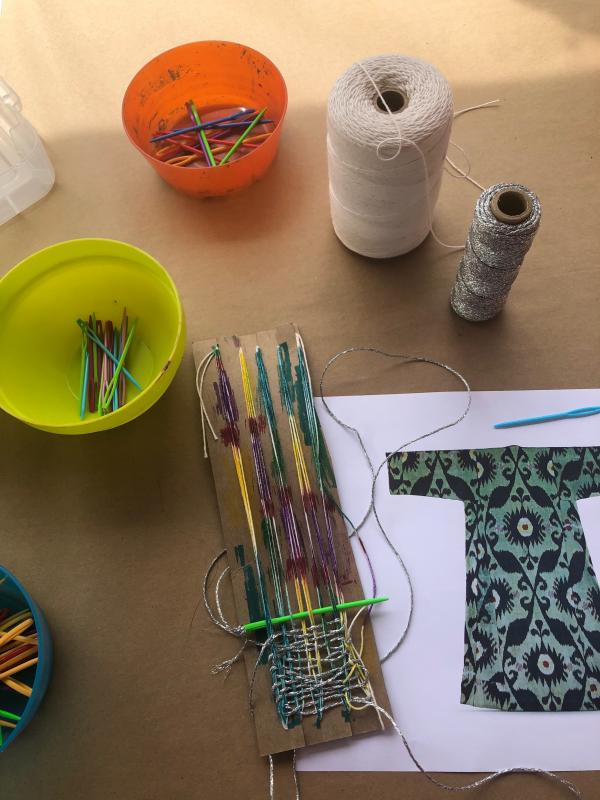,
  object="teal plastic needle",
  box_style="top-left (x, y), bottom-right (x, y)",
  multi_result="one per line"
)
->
top-left (494, 406), bottom-right (600, 429)
top-left (243, 596), bottom-right (389, 633)
top-left (79, 350), bottom-right (89, 419)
